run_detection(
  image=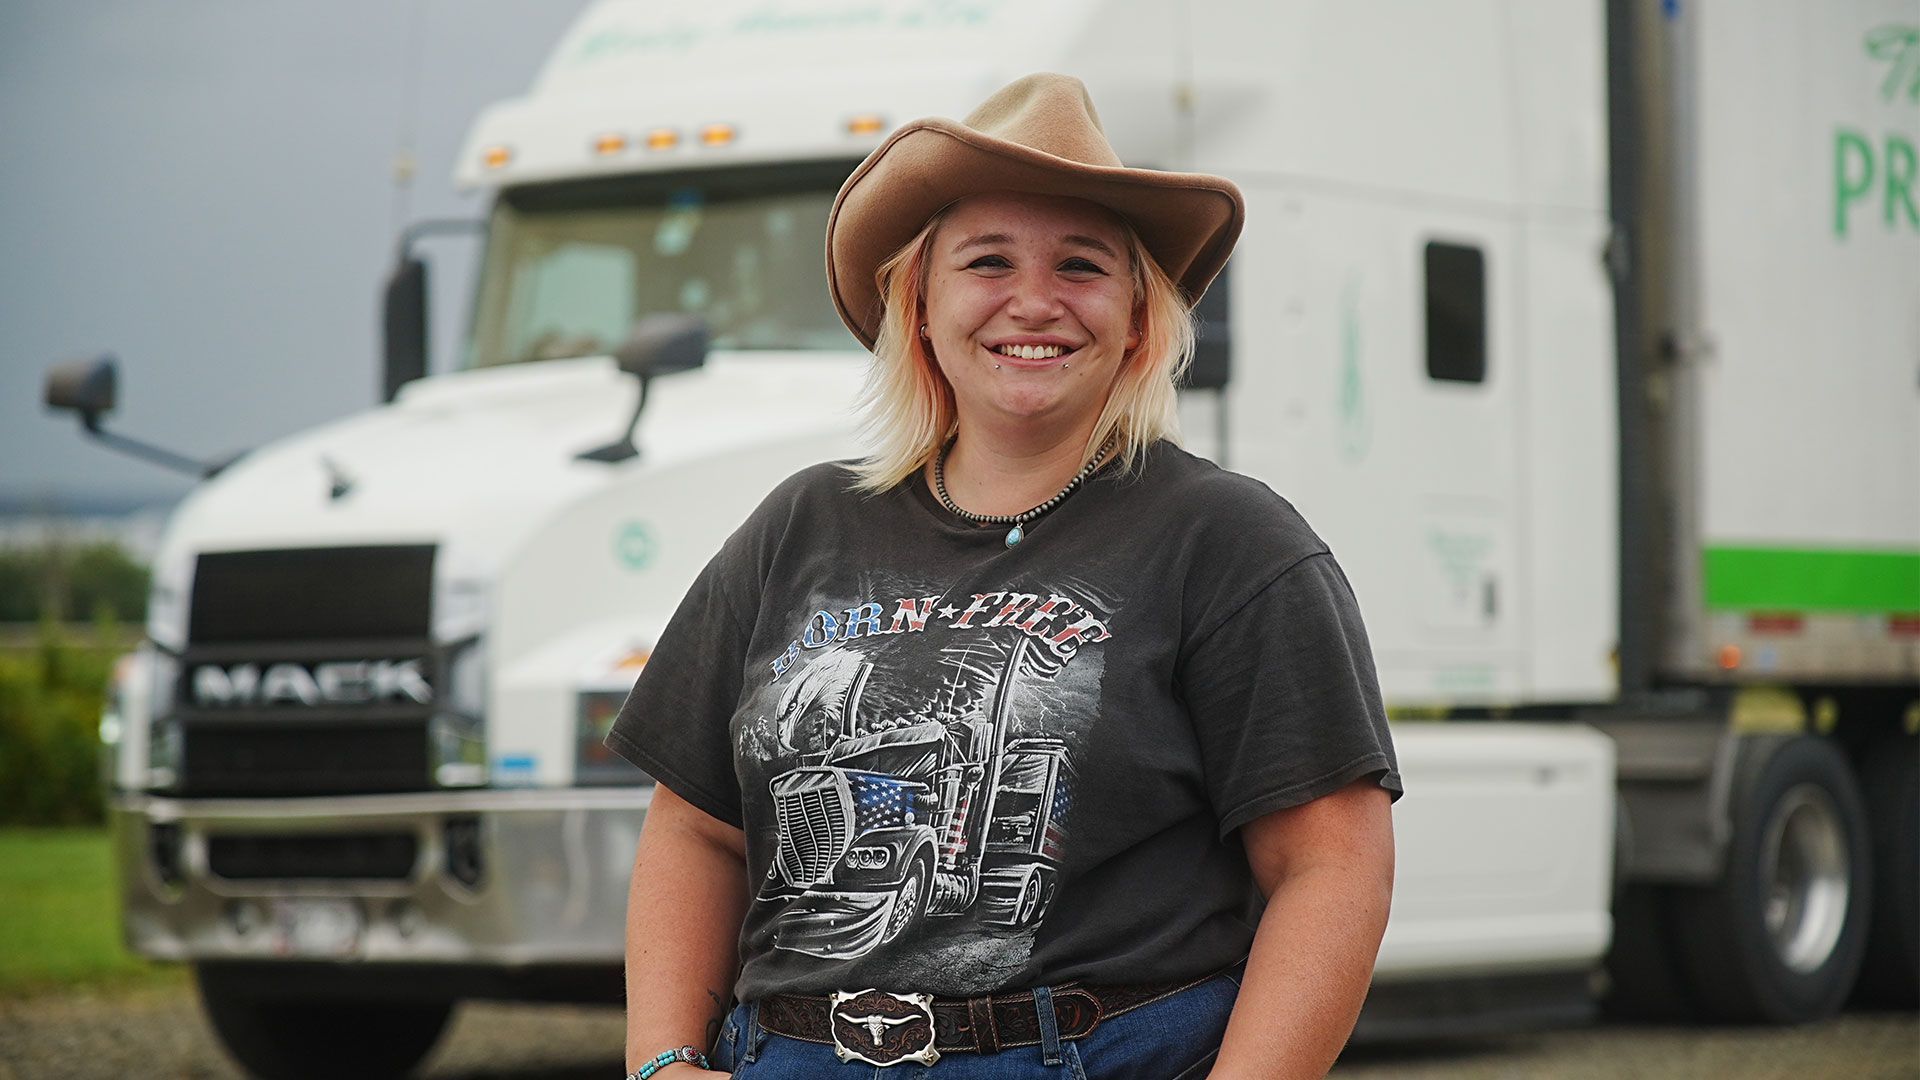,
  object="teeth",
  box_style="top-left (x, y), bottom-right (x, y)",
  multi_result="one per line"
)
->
top-left (993, 344), bottom-right (1067, 359)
